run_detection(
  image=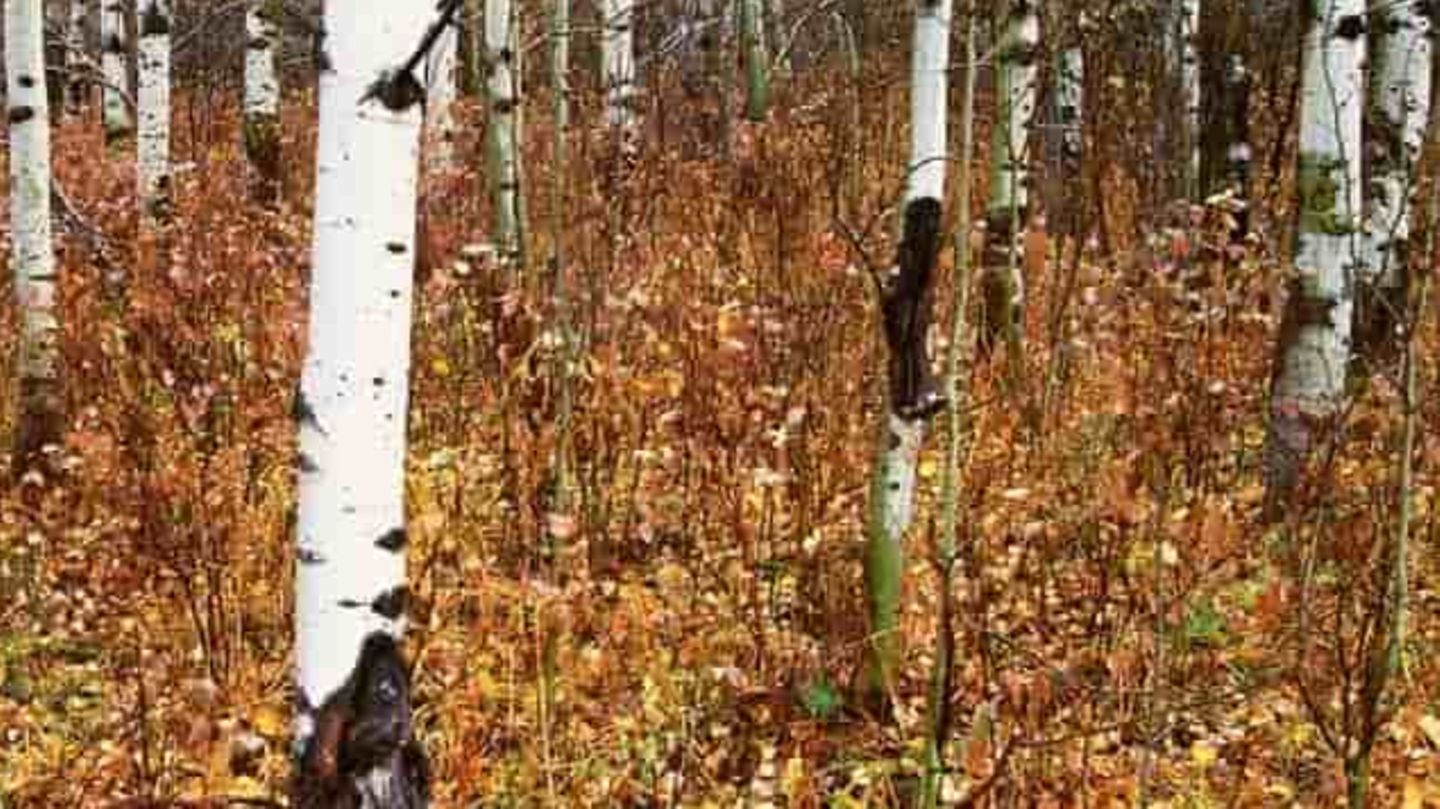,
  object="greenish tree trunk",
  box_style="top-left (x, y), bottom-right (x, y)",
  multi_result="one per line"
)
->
top-left (860, 0), bottom-right (952, 712)
top-left (740, 0), bottom-right (769, 121)
top-left (485, 0), bottom-right (525, 272)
